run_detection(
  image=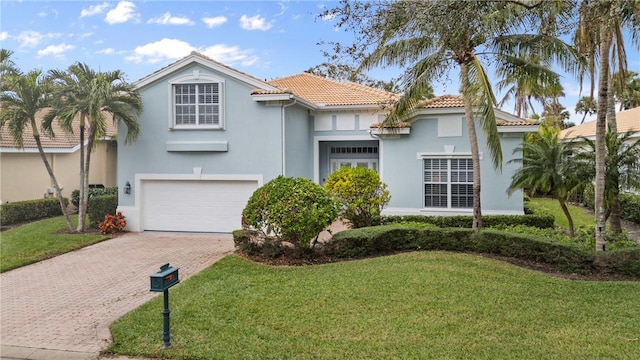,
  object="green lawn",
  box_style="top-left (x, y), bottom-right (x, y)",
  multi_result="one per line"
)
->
top-left (109, 254), bottom-right (640, 360)
top-left (530, 197), bottom-right (595, 229)
top-left (0, 216), bottom-right (110, 272)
